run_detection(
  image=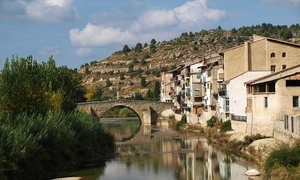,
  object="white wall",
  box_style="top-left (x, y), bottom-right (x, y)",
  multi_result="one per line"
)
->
top-left (228, 71), bottom-right (271, 117)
